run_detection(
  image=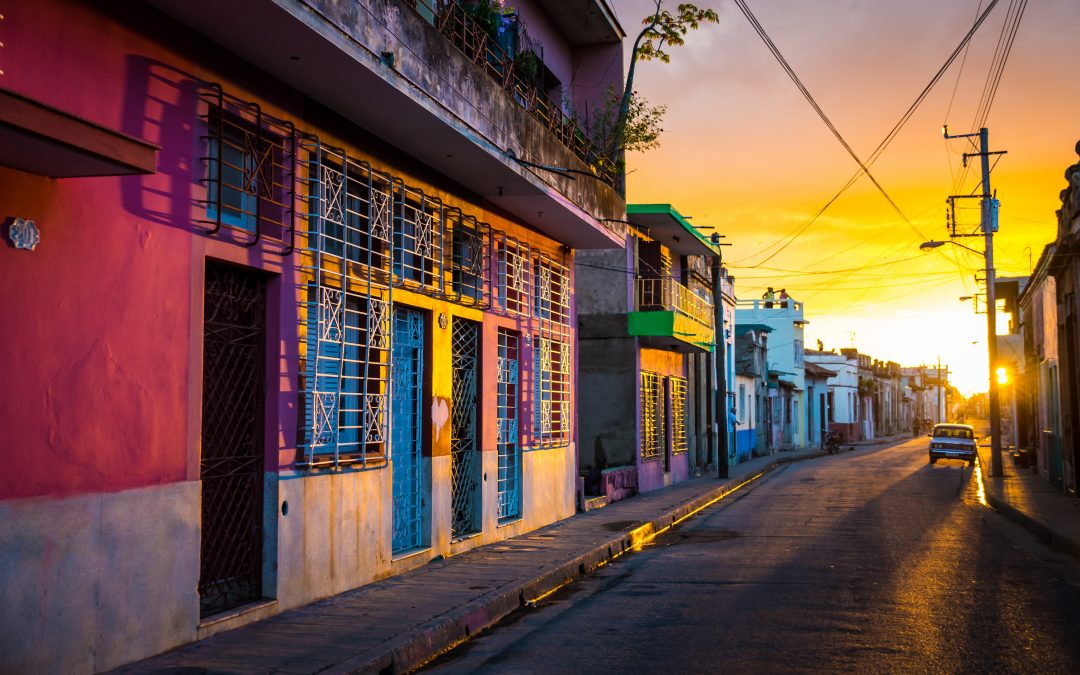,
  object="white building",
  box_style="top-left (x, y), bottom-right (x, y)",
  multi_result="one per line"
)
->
top-left (805, 350), bottom-right (862, 442)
